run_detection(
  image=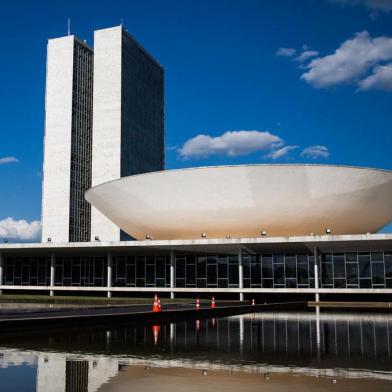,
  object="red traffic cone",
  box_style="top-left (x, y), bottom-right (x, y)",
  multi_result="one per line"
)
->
top-left (152, 294), bottom-right (159, 312)
top-left (196, 298), bottom-right (200, 310)
top-left (158, 298), bottom-right (162, 312)
top-left (211, 296), bottom-right (216, 308)
top-left (252, 298), bottom-right (255, 306)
